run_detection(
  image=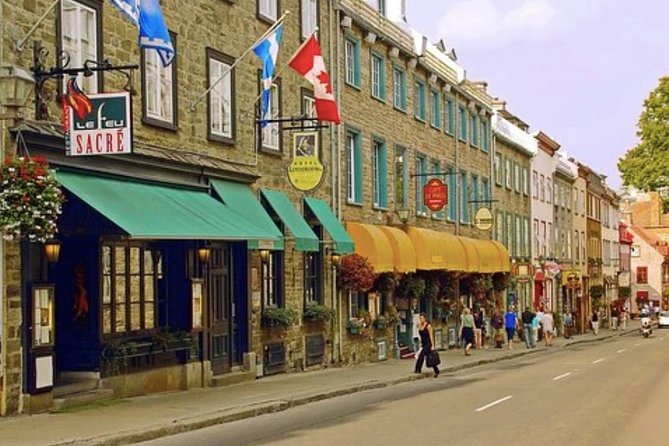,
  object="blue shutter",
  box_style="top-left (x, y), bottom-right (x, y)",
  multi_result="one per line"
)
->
top-left (354, 134), bottom-right (363, 203)
top-left (354, 41), bottom-right (361, 87)
top-left (380, 144), bottom-right (388, 207)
